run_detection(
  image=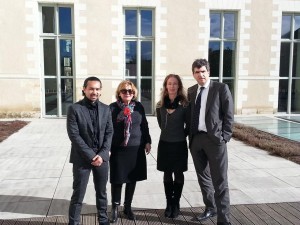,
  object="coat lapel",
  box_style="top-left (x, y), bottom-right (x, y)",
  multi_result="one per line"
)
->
top-left (205, 80), bottom-right (216, 115)
top-left (190, 84), bottom-right (198, 111)
top-left (81, 105), bottom-right (94, 132)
